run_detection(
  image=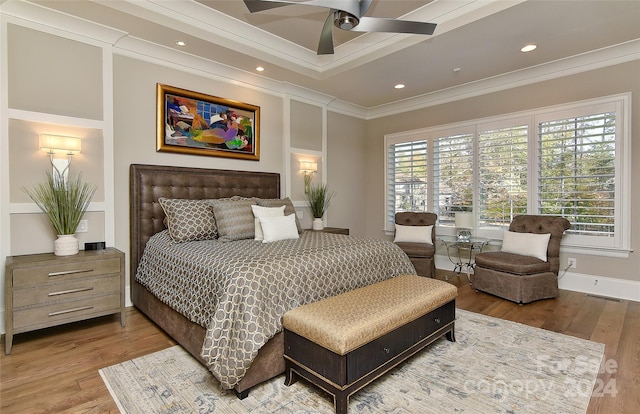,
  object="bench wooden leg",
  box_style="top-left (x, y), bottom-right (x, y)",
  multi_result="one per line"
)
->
top-left (334, 392), bottom-right (349, 414)
top-left (284, 364), bottom-right (298, 386)
top-left (446, 326), bottom-right (456, 342)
